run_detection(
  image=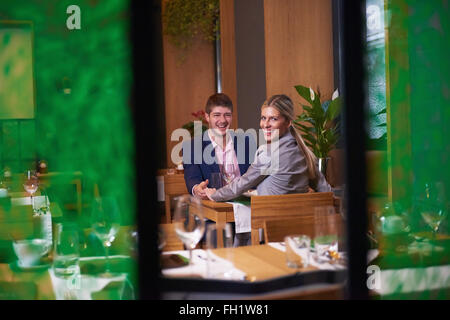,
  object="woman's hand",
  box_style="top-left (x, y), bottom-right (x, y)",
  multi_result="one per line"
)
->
top-left (204, 188), bottom-right (217, 201)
